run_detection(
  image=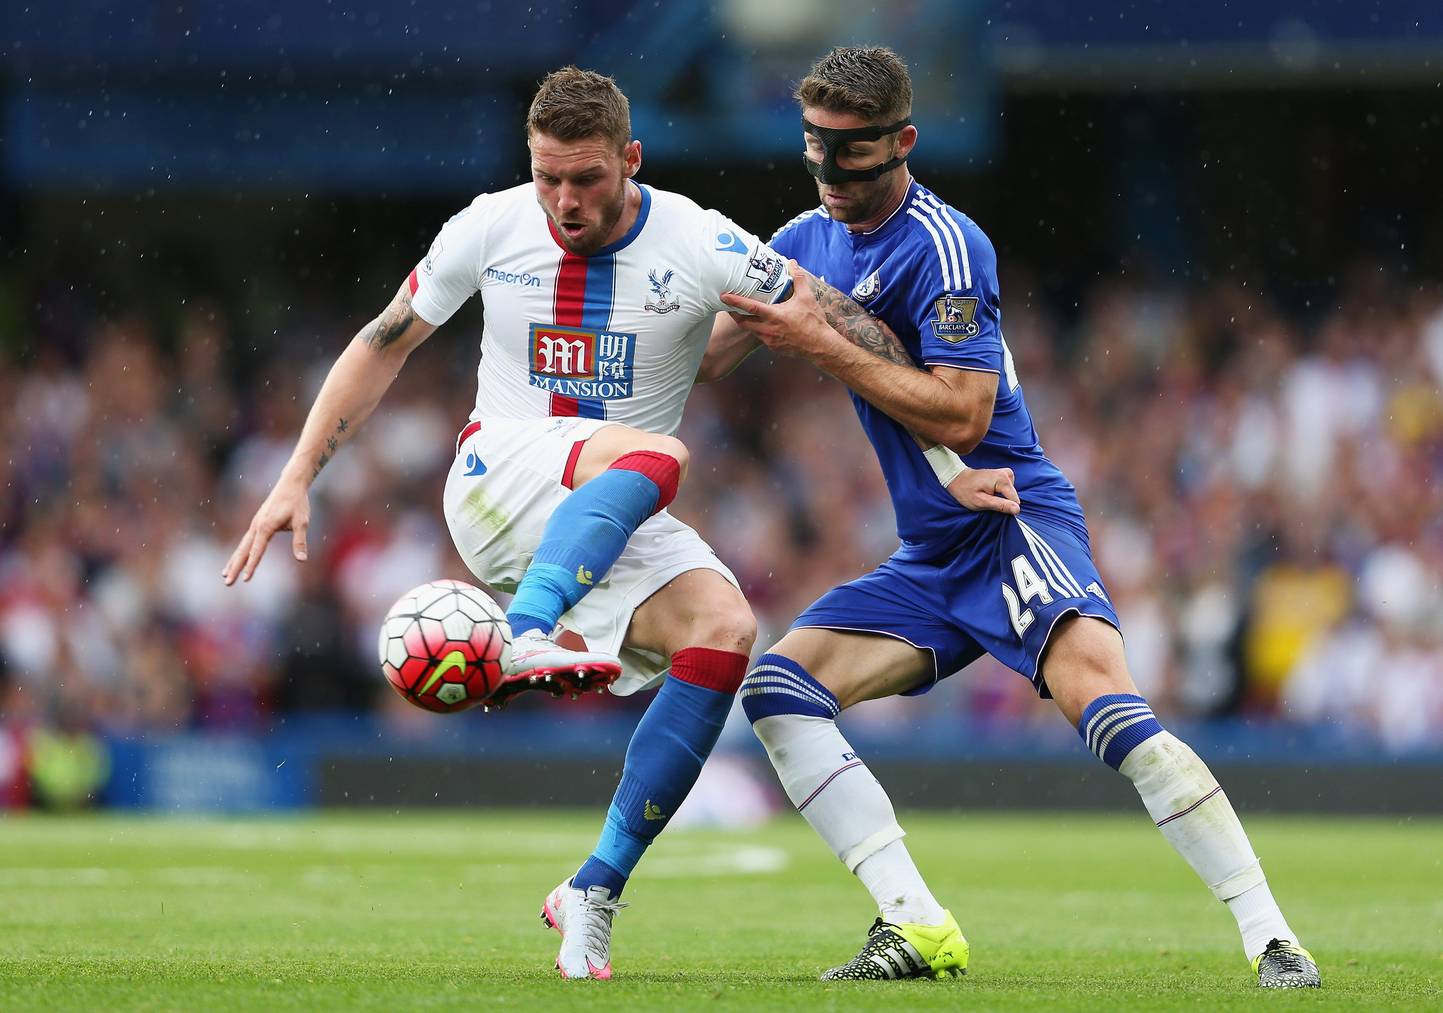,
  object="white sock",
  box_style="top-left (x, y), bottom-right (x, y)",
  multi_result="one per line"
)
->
top-left (753, 713), bottom-right (946, 924)
top-left (1227, 881), bottom-right (1296, 960)
top-left (856, 838), bottom-right (948, 926)
top-left (1119, 731), bottom-right (1296, 957)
